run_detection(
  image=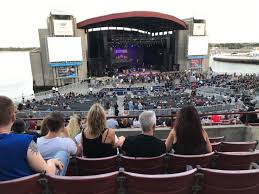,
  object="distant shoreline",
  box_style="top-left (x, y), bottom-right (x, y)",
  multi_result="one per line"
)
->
top-left (0, 47), bottom-right (38, 52)
top-left (213, 56), bottom-right (259, 65)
